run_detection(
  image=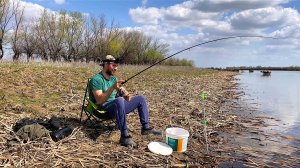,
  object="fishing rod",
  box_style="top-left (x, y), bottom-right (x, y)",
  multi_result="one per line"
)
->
top-left (121, 35), bottom-right (276, 84)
